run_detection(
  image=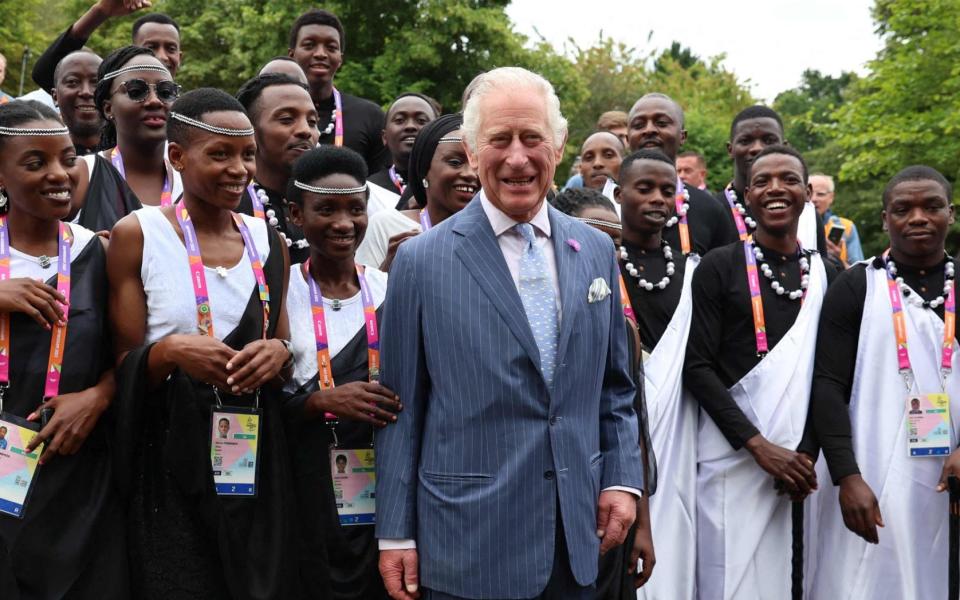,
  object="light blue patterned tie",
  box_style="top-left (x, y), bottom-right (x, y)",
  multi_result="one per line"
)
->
top-left (515, 223), bottom-right (559, 386)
